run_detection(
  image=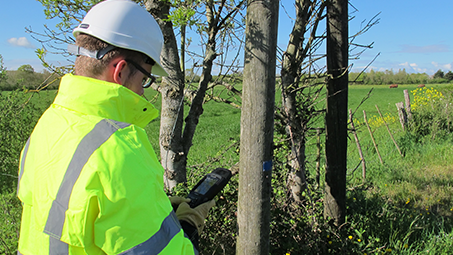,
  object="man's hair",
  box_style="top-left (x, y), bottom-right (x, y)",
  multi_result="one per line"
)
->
top-left (74, 33), bottom-right (146, 78)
